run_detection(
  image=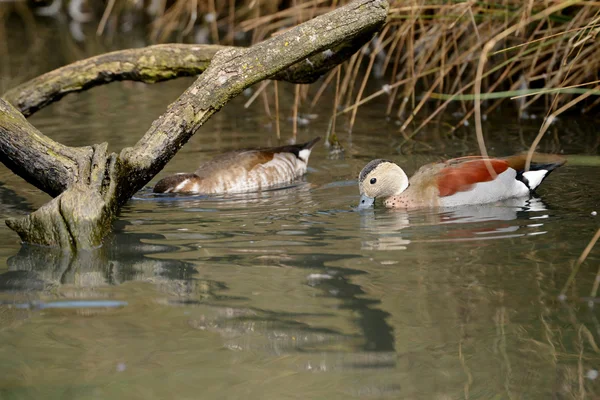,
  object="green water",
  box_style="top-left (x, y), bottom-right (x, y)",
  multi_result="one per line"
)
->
top-left (1, 16), bottom-right (600, 400)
